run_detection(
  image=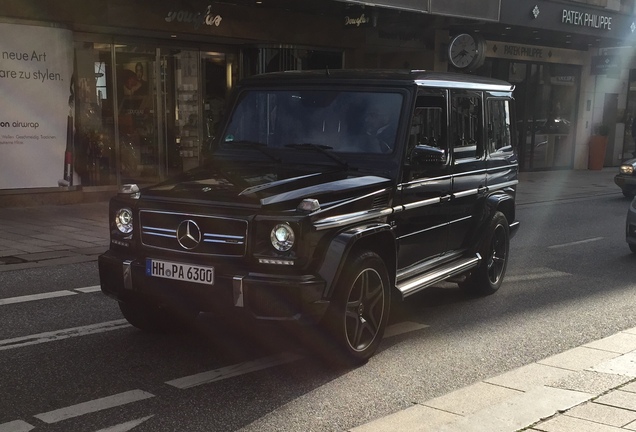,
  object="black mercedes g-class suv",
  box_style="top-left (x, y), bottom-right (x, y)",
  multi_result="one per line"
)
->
top-left (99, 70), bottom-right (519, 364)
